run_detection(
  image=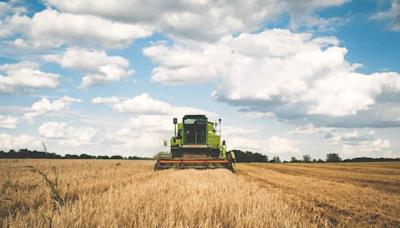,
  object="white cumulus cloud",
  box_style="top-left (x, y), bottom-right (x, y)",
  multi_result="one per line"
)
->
top-left (25, 96), bottom-right (82, 123)
top-left (143, 45), bottom-right (218, 85)
top-left (43, 48), bottom-right (134, 88)
top-left (0, 133), bottom-right (42, 151)
top-left (95, 93), bottom-right (219, 118)
top-left (42, 0), bottom-right (350, 42)
top-left (0, 61), bottom-right (60, 94)
top-left (370, 0), bottom-right (400, 31)
top-left (0, 1), bottom-right (27, 18)
top-left (125, 115), bottom-right (172, 133)
top-left (144, 29), bottom-right (400, 128)
top-left (112, 93), bottom-right (173, 115)
top-left (38, 121), bottom-right (98, 147)
top-left (0, 115), bottom-right (18, 129)
top-left (327, 131), bottom-right (391, 156)
top-left (38, 122), bottom-right (67, 138)
top-left (0, 8), bottom-right (153, 49)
